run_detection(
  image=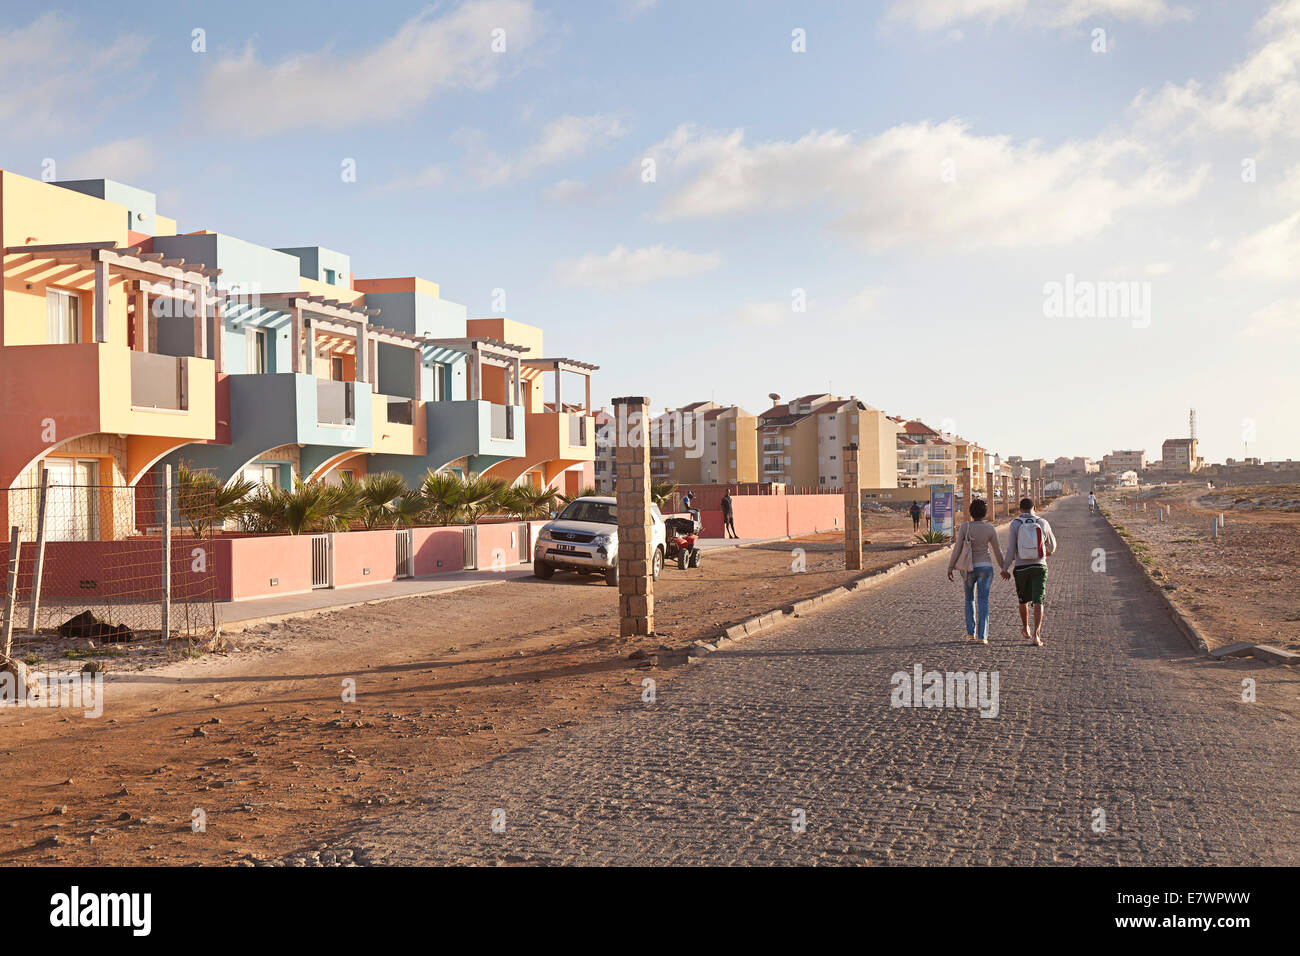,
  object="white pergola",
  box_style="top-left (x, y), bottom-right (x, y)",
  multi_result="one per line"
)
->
top-left (4, 240), bottom-right (220, 358)
top-left (523, 357), bottom-right (600, 412)
top-left (427, 336), bottom-right (531, 404)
